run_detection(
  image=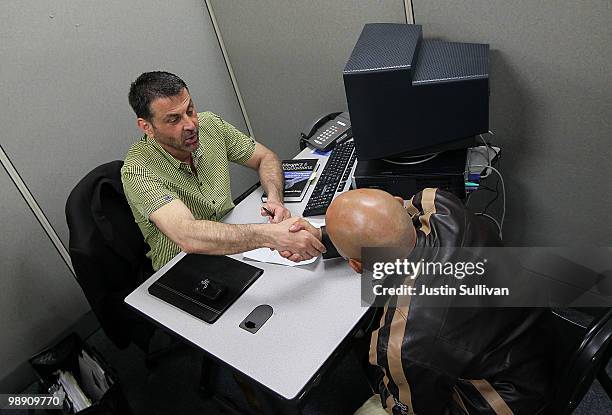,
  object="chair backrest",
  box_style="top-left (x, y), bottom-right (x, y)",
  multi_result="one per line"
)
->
top-left (548, 308), bottom-right (612, 414)
top-left (66, 160), bottom-right (153, 349)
